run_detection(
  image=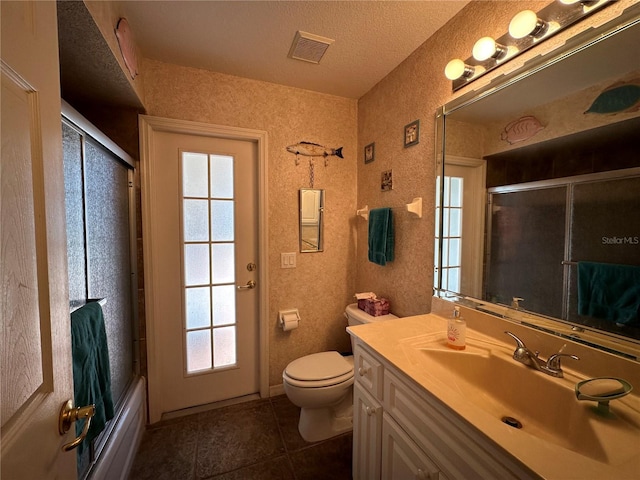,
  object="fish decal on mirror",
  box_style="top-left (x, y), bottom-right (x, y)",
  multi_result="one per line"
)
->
top-left (585, 80), bottom-right (640, 115)
top-left (500, 116), bottom-right (545, 145)
top-left (286, 141), bottom-right (343, 160)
